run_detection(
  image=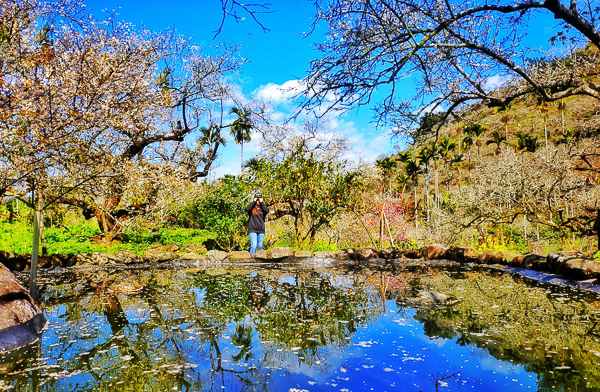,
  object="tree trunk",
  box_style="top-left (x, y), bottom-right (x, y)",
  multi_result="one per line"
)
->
top-left (38, 193), bottom-right (47, 255)
top-left (241, 140), bottom-right (244, 175)
top-left (414, 186), bottom-right (418, 230)
top-left (544, 116), bottom-right (548, 148)
top-left (435, 166), bottom-right (439, 208)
